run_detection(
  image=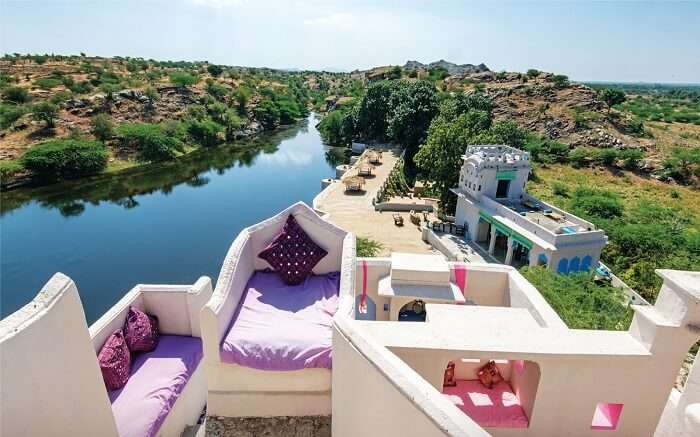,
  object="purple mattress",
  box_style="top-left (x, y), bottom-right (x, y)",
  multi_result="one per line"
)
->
top-left (220, 270), bottom-right (340, 371)
top-left (109, 335), bottom-right (203, 437)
